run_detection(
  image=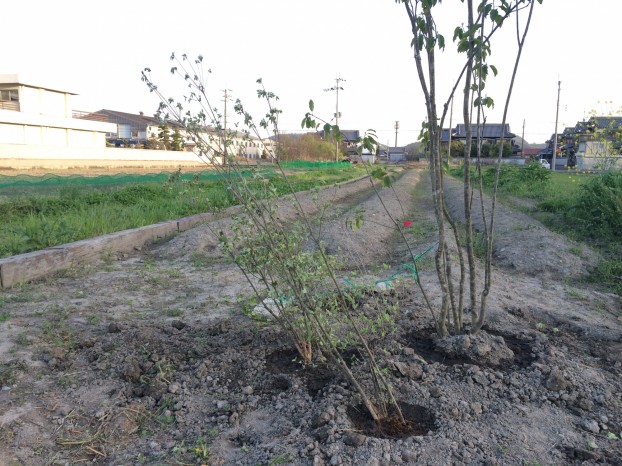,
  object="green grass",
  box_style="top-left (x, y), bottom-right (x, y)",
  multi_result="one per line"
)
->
top-left (0, 164), bottom-right (364, 258)
top-left (449, 164), bottom-right (622, 295)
